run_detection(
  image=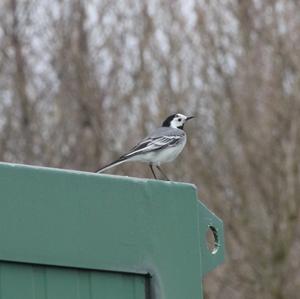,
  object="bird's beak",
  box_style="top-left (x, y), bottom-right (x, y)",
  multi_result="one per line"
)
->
top-left (186, 116), bottom-right (195, 121)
